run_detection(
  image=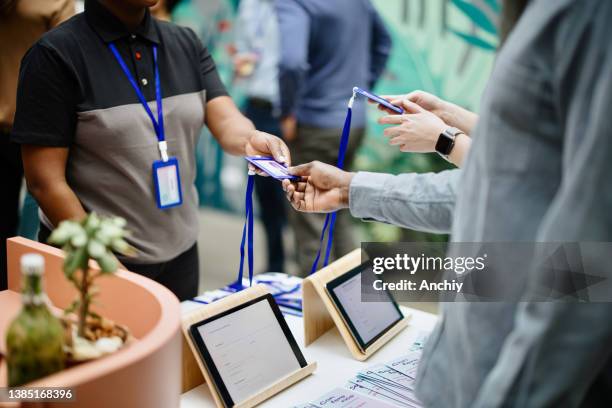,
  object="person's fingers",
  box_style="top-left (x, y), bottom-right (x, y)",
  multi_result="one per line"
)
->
top-left (276, 138), bottom-right (291, 165)
top-left (405, 90), bottom-right (423, 101)
top-left (378, 115), bottom-right (409, 125)
top-left (379, 95), bottom-right (405, 102)
top-left (383, 126), bottom-right (404, 138)
top-left (267, 136), bottom-right (287, 164)
top-left (389, 136), bottom-right (405, 146)
top-left (287, 162), bottom-right (313, 177)
top-left (282, 179), bottom-right (290, 192)
top-left (248, 163), bottom-right (268, 177)
top-left (294, 181), bottom-right (308, 193)
top-left (399, 144), bottom-right (410, 152)
top-left (402, 100), bottom-right (425, 113)
top-left (292, 191), bottom-right (305, 203)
